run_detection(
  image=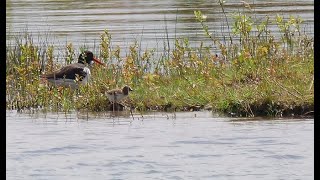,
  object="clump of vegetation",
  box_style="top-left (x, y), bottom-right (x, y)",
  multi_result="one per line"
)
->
top-left (6, 2), bottom-right (313, 117)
